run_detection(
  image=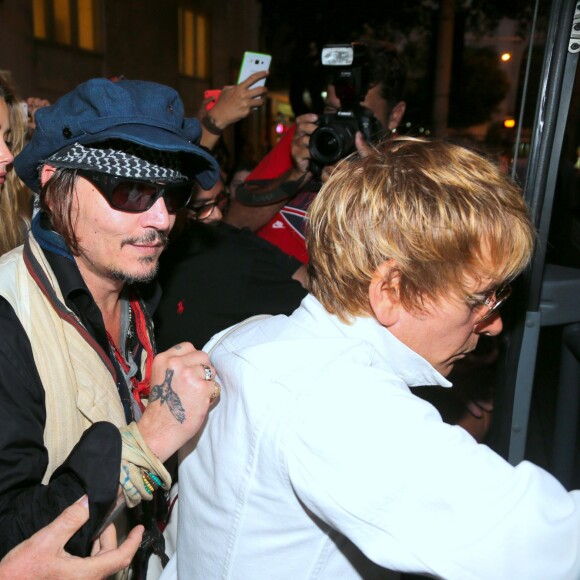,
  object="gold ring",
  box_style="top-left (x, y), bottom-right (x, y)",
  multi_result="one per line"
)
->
top-left (201, 364), bottom-right (213, 381)
top-left (210, 380), bottom-right (221, 401)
